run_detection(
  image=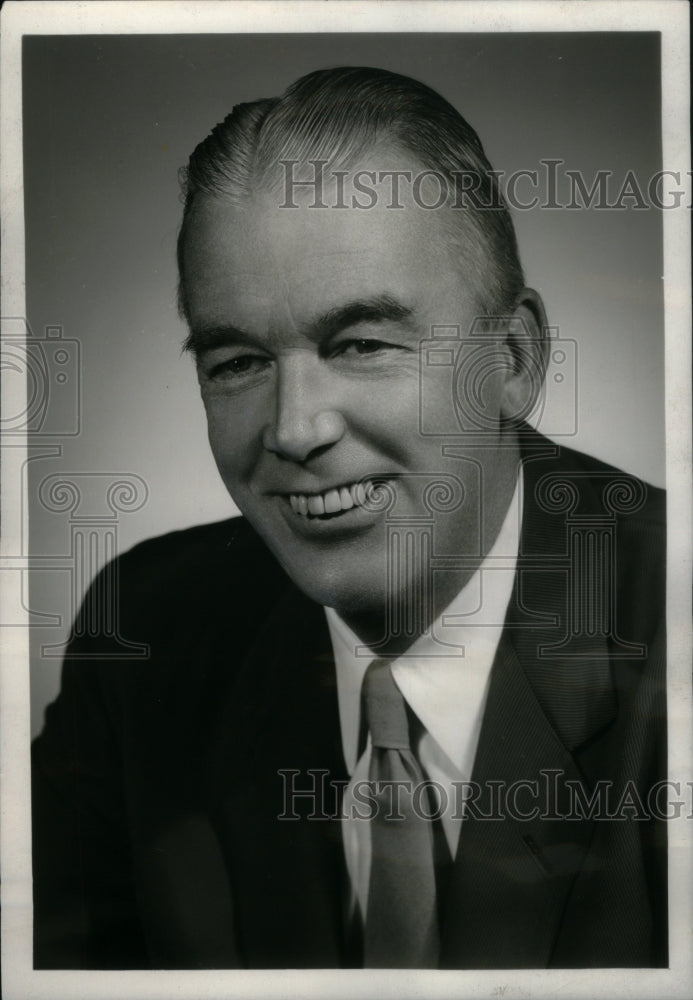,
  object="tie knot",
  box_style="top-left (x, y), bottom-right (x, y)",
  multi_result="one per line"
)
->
top-left (362, 659), bottom-right (411, 751)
